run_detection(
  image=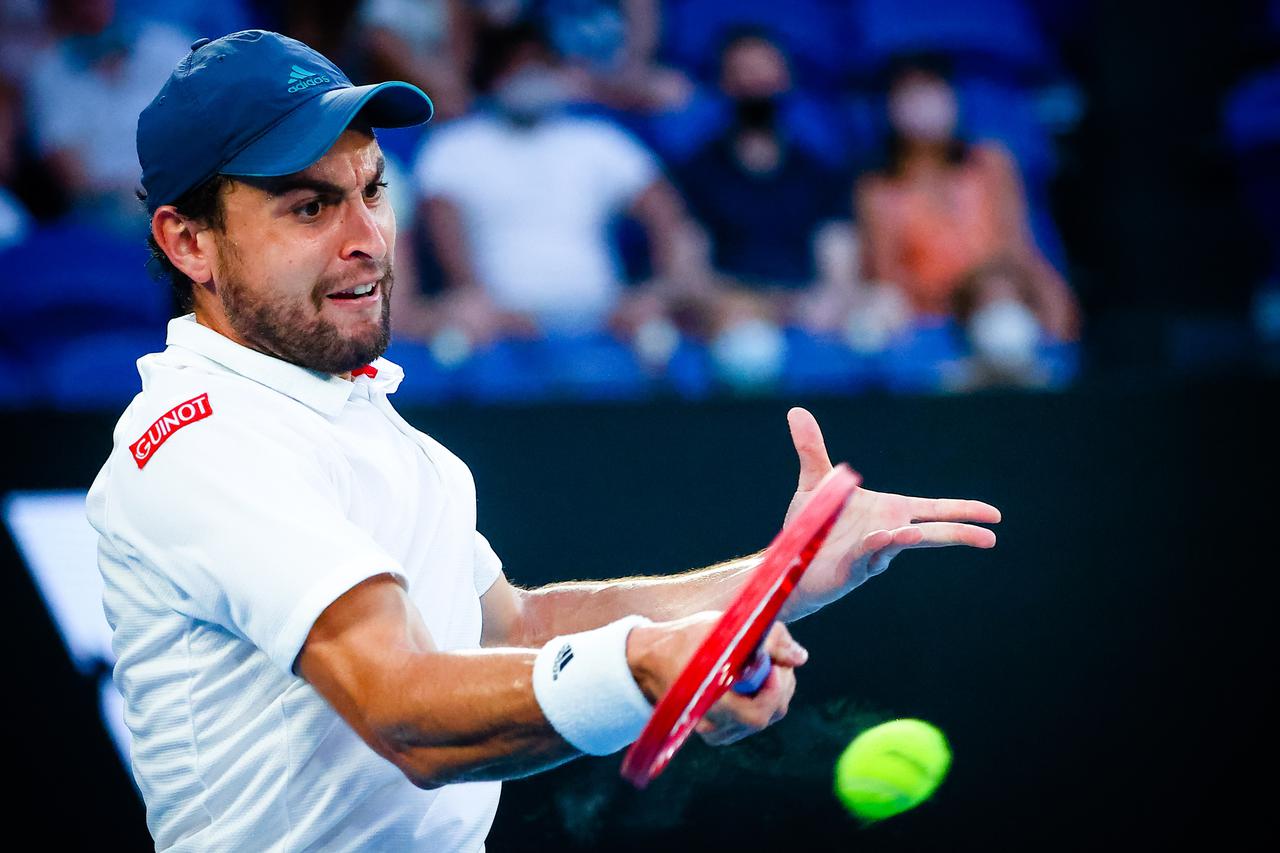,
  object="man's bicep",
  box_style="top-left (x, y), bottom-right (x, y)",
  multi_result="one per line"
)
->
top-left (296, 573), bottom-right (438, 757)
